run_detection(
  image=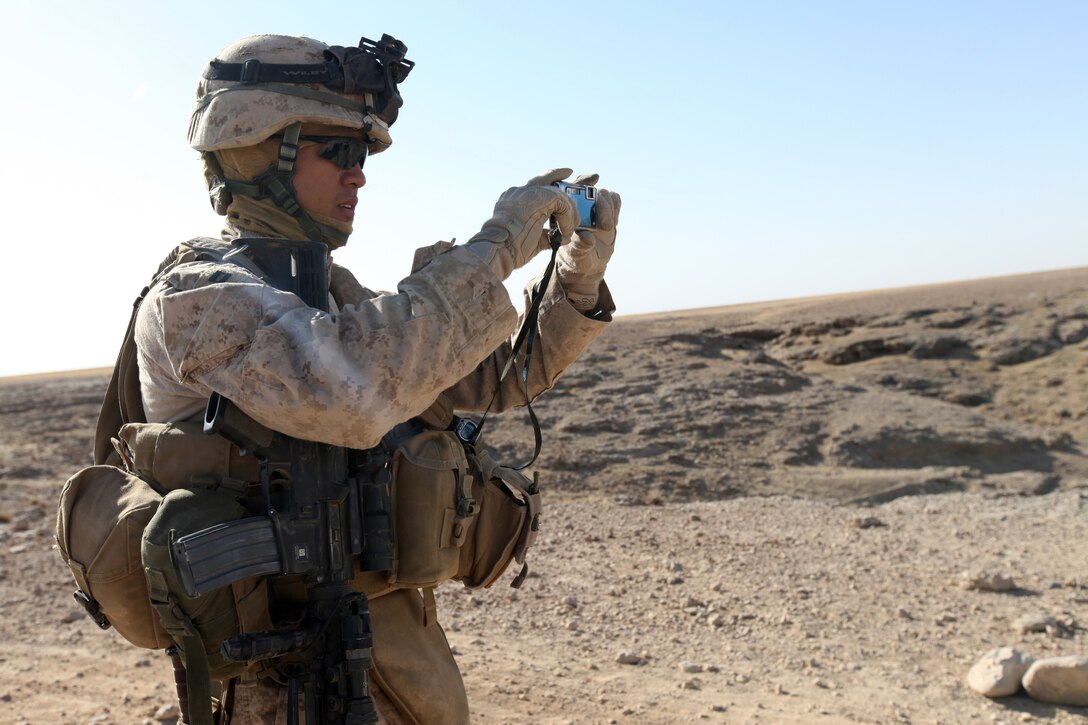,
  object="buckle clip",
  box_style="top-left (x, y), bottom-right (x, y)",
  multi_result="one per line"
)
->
top-left (74, 589), bottom-right (111, 630)
top-left (457, 496), bottom-right (478, 518)
top-left (240, 59), bottom-right (261, 84)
